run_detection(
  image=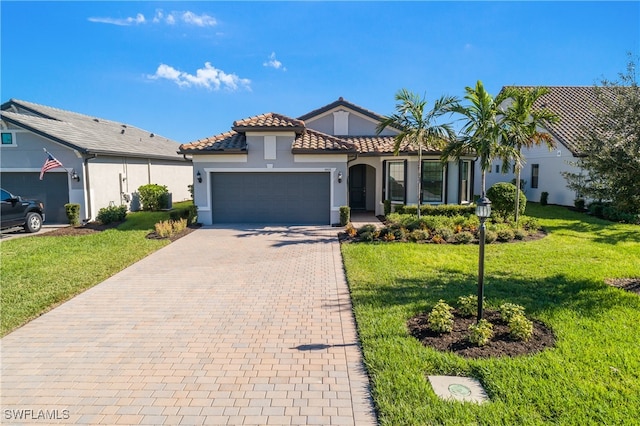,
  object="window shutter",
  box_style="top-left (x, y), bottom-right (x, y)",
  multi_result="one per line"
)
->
top-left (382, 160), bottom-right (387, 201)
top-left (403, 159), bottom-right (408, 204)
